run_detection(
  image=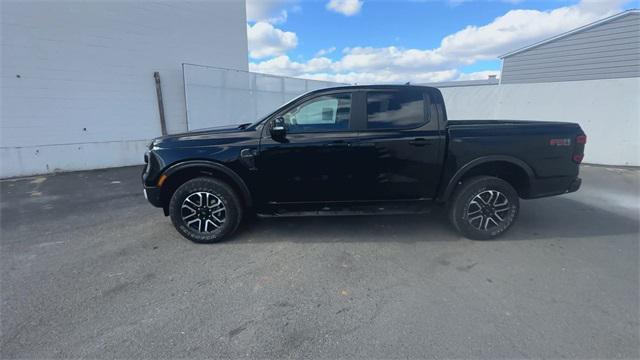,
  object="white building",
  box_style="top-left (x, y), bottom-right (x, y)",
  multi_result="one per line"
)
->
top-left (3, 4), bottom-right (638, 177)
top-left (500, 10), bottom-right (639, 84)
top-left (426, 10), bottom-right (640, 166)
top-left (1, 0), bottom-right (249, 177)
